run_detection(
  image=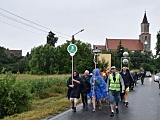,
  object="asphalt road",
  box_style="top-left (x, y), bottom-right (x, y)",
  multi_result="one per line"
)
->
top-left (45, 77), bottom-right (160, 120)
